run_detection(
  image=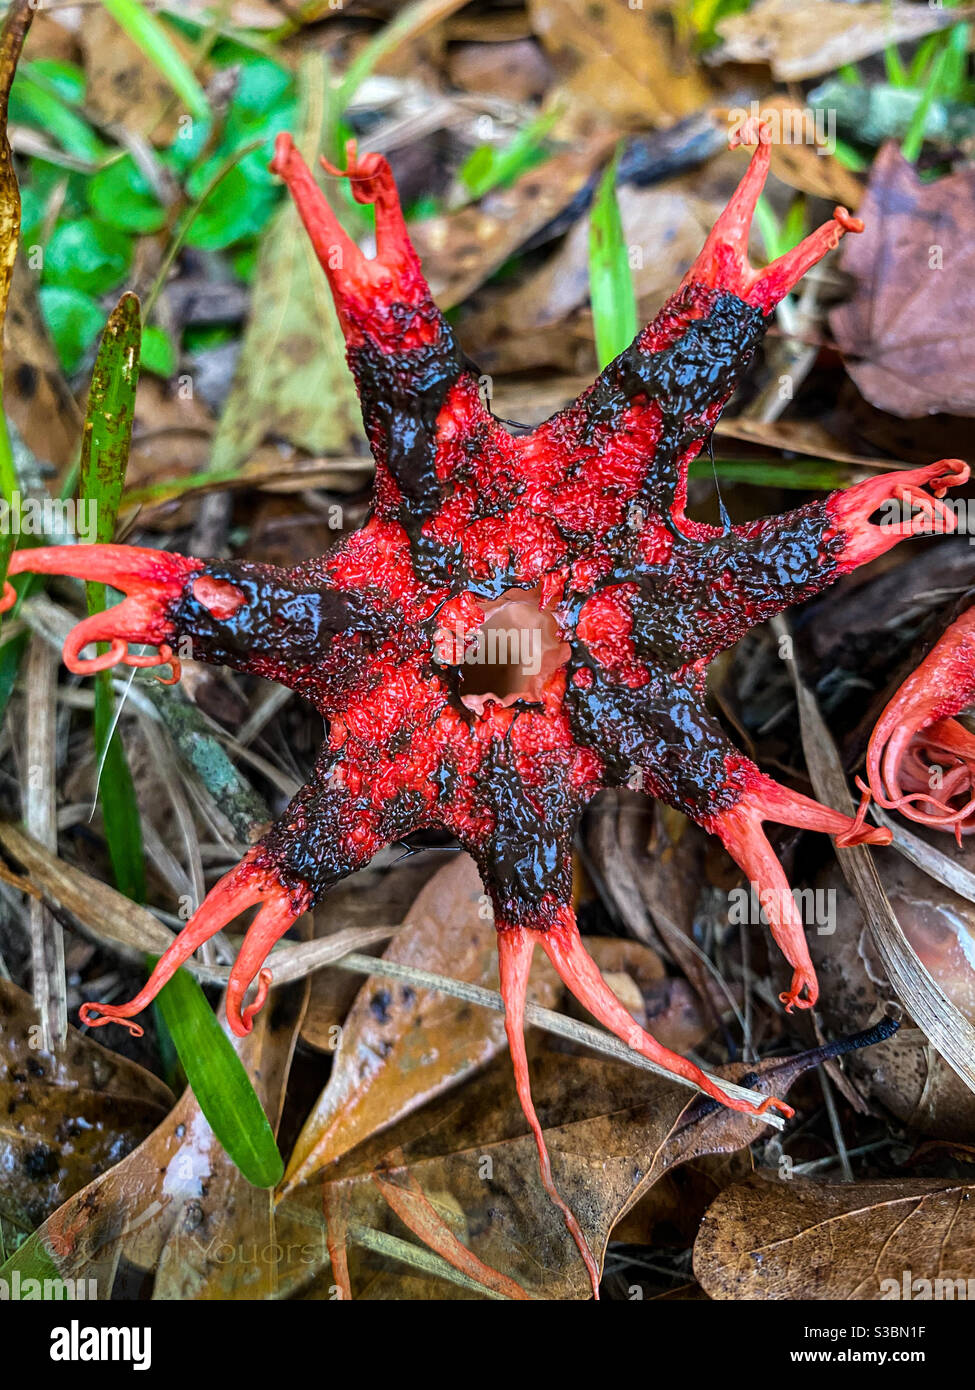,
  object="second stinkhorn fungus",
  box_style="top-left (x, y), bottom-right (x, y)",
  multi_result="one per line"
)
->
top-left (4, 119), bottom-right (968, 1295)
top-left (862, 604), bottom-right (975, 841)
